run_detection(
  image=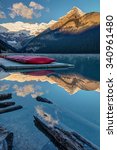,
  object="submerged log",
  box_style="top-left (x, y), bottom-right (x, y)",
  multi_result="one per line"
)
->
top-left (34, 116), bottom-right (82, 150)
top-left (0, 126), bottom-right (13, 150)
top-left (0, 93), bottom-right (12, 101)
top-left (0, 105), bottom-right (23, 114)
top-left (34, 116), bottom-right (99, 150)
top-left (71, 132), bottom-right (99, 150)
top-left (0, 102), bottom-right (15, 108)
top-left (36, 96), bottom-right (53, 104)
